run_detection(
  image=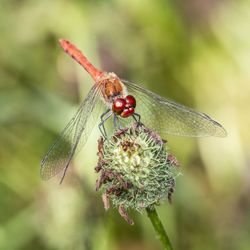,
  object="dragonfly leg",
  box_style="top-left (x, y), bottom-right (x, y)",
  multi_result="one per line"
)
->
top-left (132, 112), bottom-right (141, 123)
top-left (114, 114), bottom-right (123, 131)
top-left (98, 109), bottom-right (113, 139)
top-left (114, 114), bottom-right (118, 129)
